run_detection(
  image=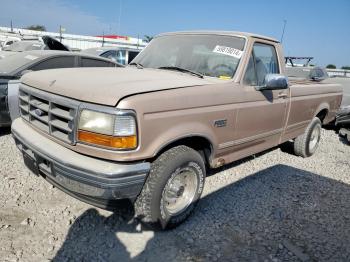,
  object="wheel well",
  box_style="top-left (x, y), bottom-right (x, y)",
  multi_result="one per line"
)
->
top-left (316, 109), bottom-right (328, 123)
top-left (155, 136), bottom-right (213, 166)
